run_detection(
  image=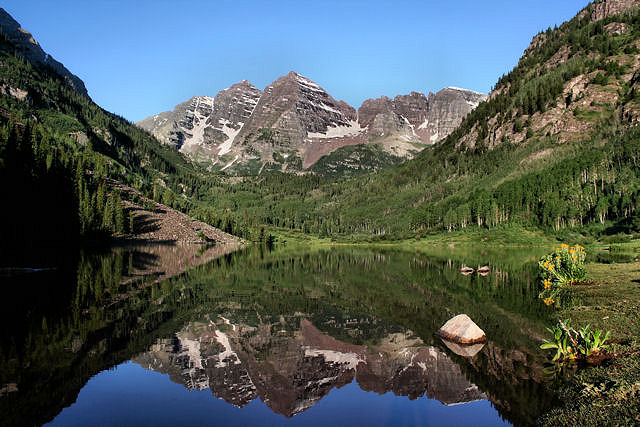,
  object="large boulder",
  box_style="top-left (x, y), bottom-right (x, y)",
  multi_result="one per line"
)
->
top-left (437, 314), bottom-right (486, 344)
